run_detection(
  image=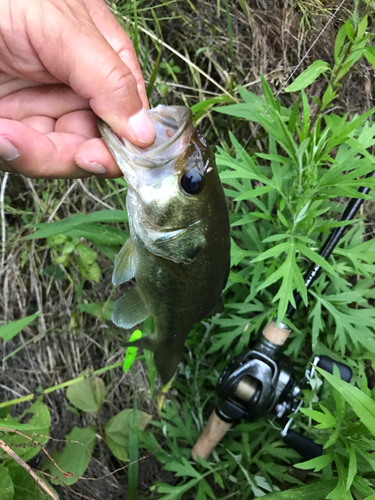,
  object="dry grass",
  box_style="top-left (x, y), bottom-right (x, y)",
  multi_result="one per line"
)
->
top-left (1, 1), bottom-right (374, 498)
